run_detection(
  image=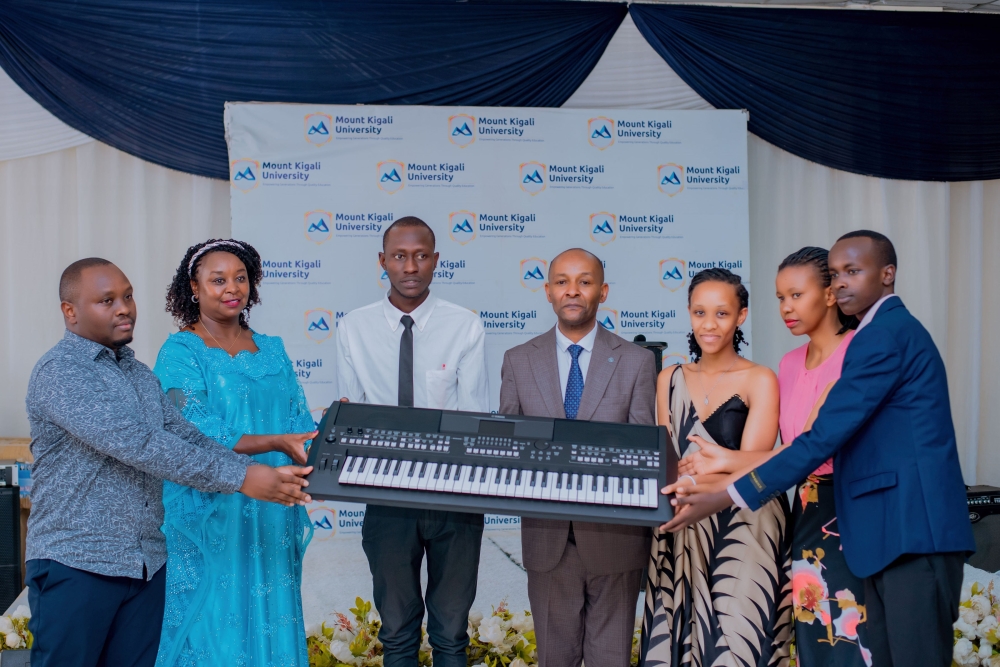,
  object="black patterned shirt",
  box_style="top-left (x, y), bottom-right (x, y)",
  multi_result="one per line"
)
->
top-left (25, 330), bottom-right (251, 579)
